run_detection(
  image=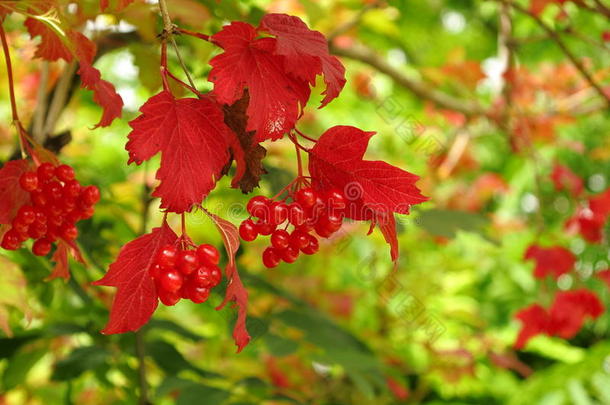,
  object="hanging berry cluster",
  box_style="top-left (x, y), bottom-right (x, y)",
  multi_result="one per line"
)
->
top-left (240, 187), bottom-right (347, 268)
top-left (150, 243), bottom-right (222, 306)
top-left (0, 1), bottom-right (427, 353)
